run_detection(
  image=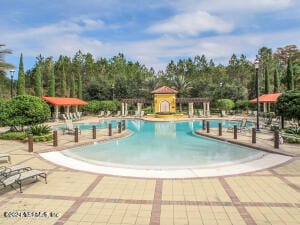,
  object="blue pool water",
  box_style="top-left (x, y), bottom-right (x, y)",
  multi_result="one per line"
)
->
top-left (62, 120), bottom-right (264, 168)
